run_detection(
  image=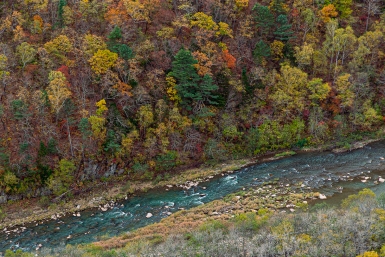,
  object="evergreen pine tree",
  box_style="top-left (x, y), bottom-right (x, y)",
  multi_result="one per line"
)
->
top-left (108, 26), bottom-right (122, 41)
top-left (253, 4), bottom-right (275, 36)
top-left (107, 26), bottom-right (133, 60)
top-left (116, 44), bottom-right (134, 60)
top-left (57, 0), bottom-right (67, 28)
top-left (170, 49), bottom-right (218, 109)
top-left (253, 40), bottom-right (271, 64)
top-left (274, 15), bottom-right (294, 41)
top-left (199, 74), bottom-right (218, 105)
